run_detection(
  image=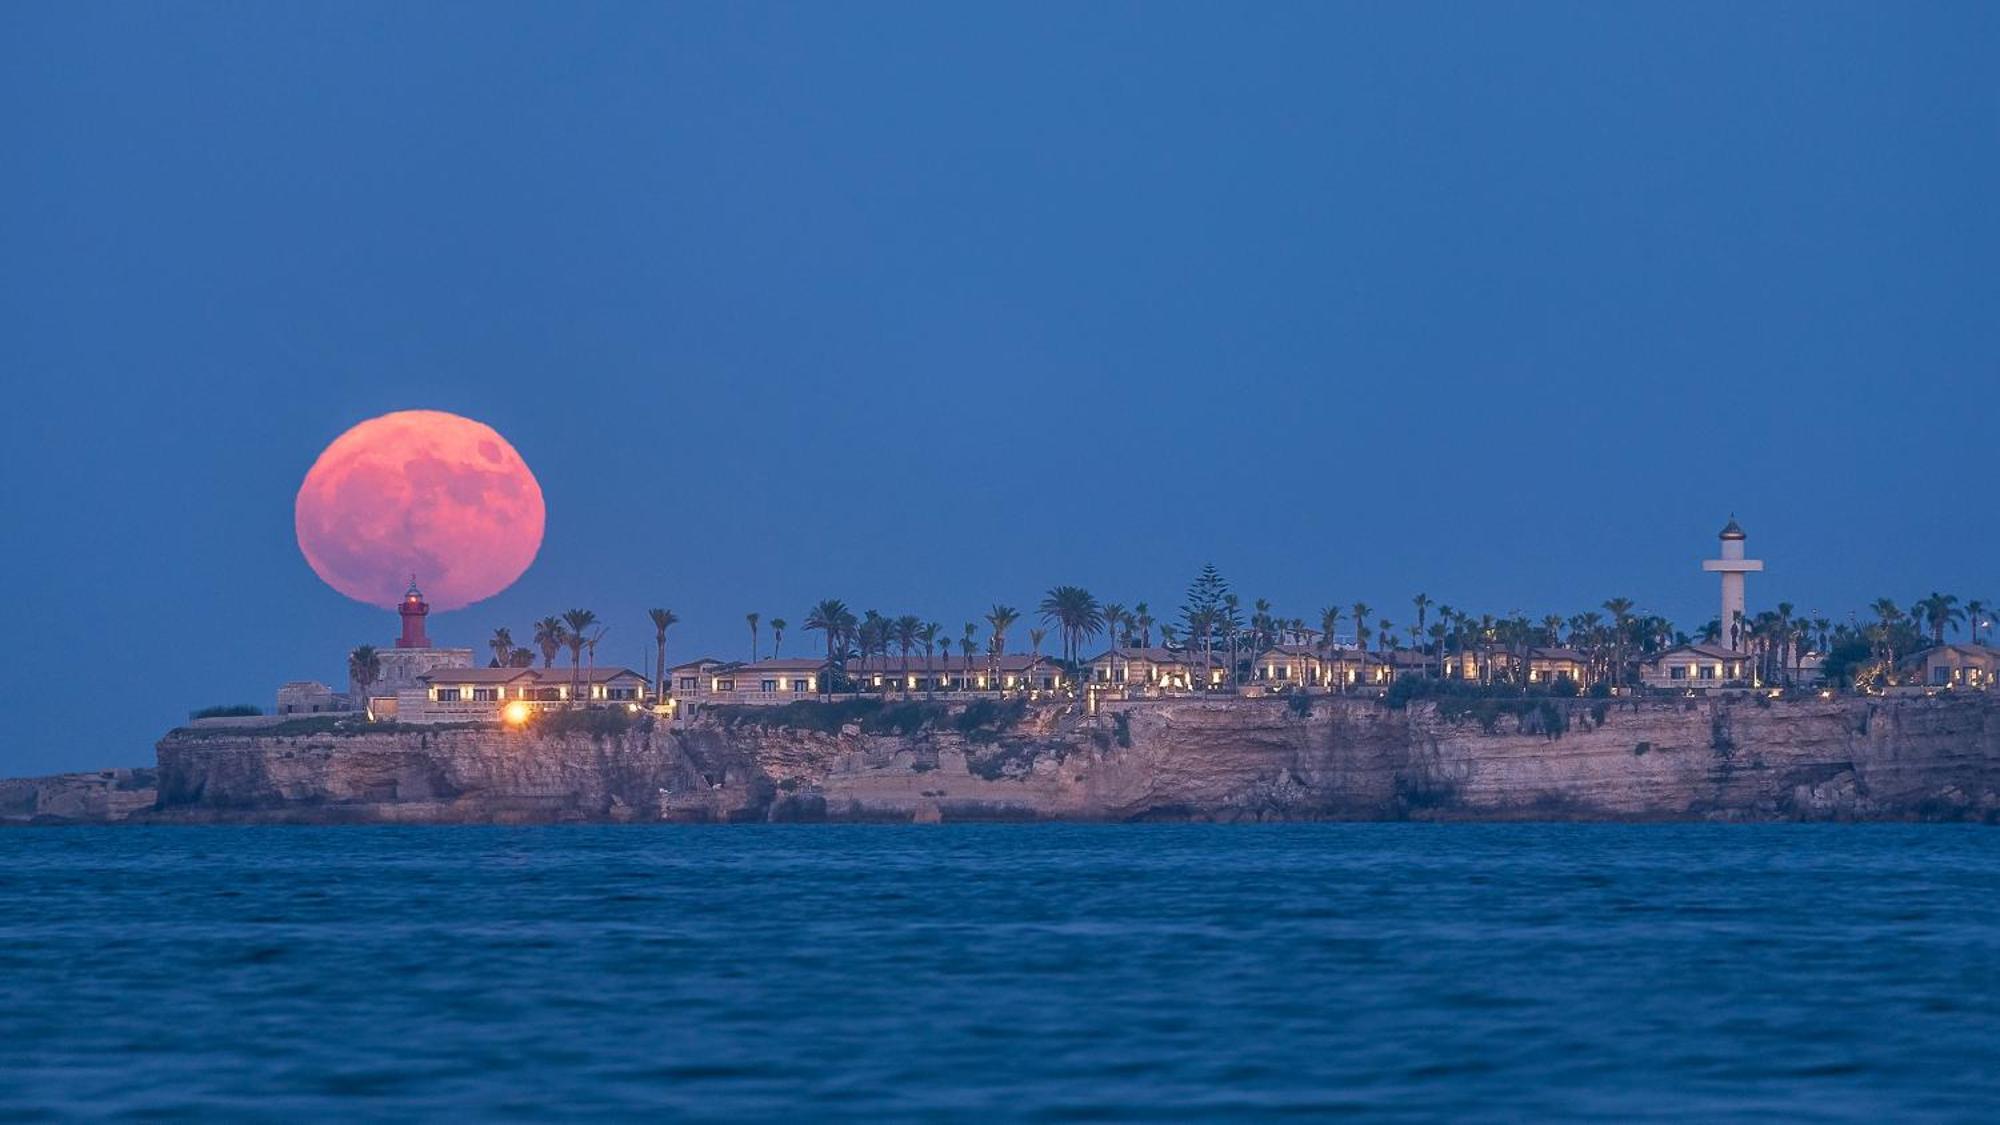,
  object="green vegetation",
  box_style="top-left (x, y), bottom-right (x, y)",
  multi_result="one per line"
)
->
top-left (1384, 679), bottom-right (1570, 738)
top-left (189, 704), bottom-right (261, 719)
top-left (1112, 711), bottom-right (1132, 748)
top-left (706, 697), bottom-right (1028, 739)
top-left (954, 698), bottom-right (1027, 735)
top-left (535, 707), bottom-right (645, 739)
